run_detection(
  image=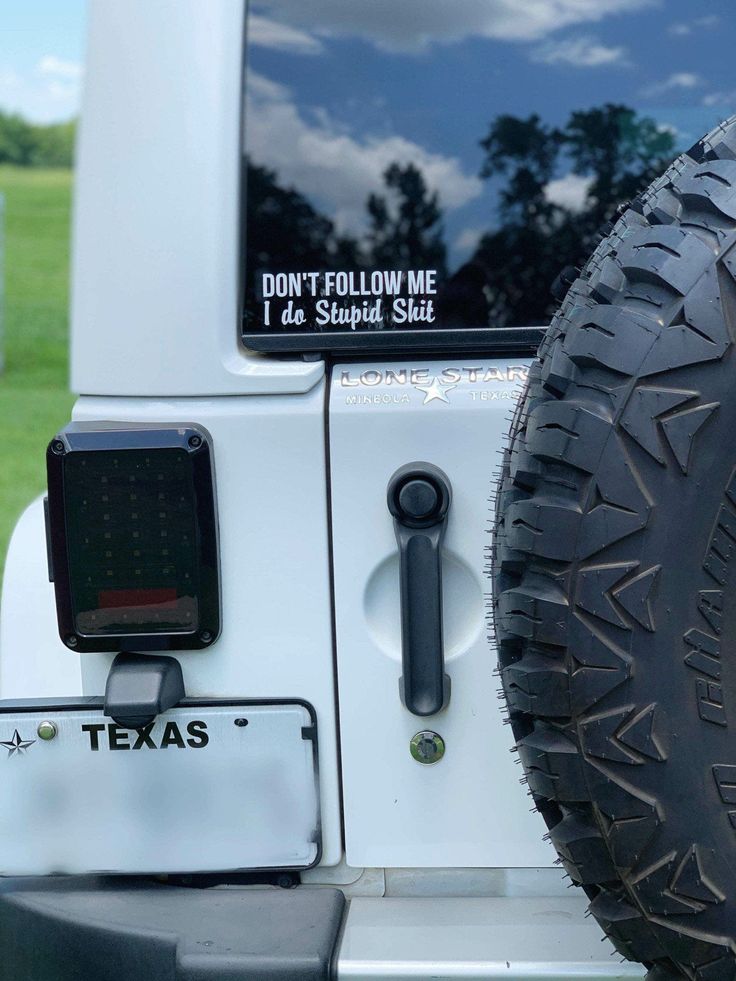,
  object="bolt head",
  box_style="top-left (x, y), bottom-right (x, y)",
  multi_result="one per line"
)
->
top-left (37, 721), bottom-right (57, 741)
top-left (410, 730), bottom-right (445, 765)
